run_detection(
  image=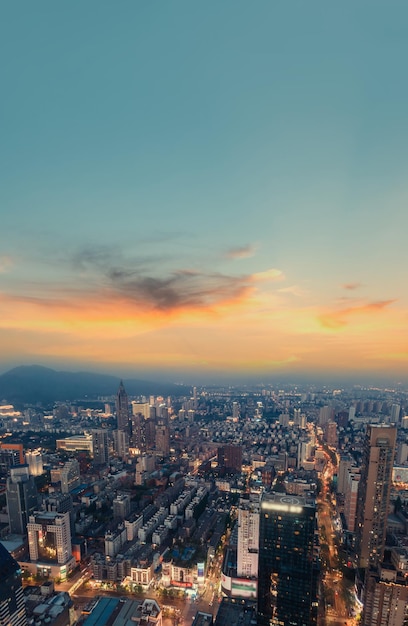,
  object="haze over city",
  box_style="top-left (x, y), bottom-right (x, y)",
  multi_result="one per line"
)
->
top-left (1, 1), bottom-right (408, 384)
